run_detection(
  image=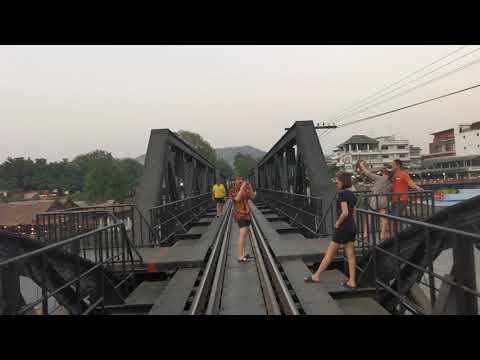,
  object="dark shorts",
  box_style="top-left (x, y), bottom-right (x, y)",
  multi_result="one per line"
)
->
top-left (214, 197), bottom-right (225, 204)
top-left (238, 219), bottom-right (251, 229)
top-left (333, 229), bottom-right (356, 245)
top-left (391, 201), bottom-right (408, 217)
